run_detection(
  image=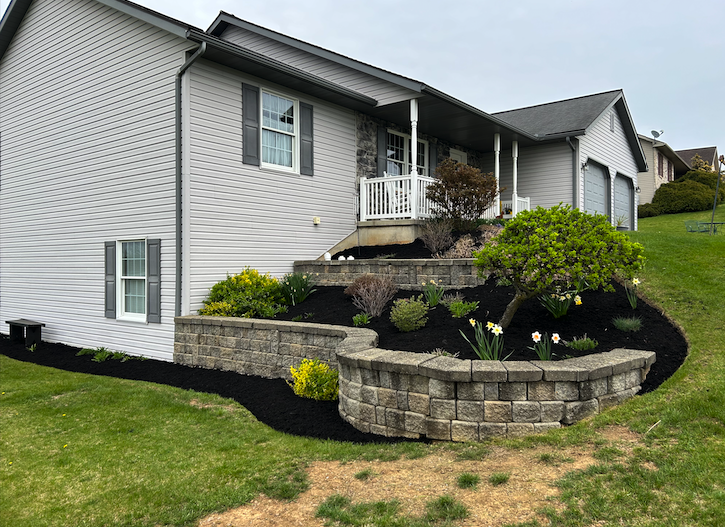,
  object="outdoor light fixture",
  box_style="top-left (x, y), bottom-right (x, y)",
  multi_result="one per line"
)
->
top-left (581, 161), bottom-right (588, 171)
top-left (635, 186), bottom-right (641, 193)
